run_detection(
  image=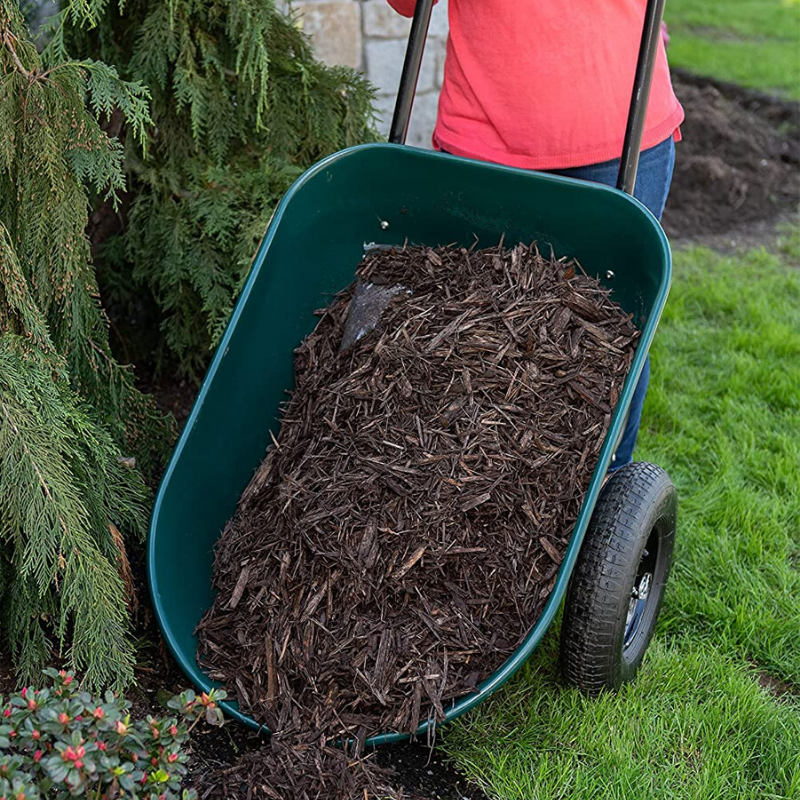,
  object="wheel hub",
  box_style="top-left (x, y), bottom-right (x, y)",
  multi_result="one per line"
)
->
top-left (624, 571), bottom-right (652, 648)
top-left (624, 539), bottom-right (658, 651)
